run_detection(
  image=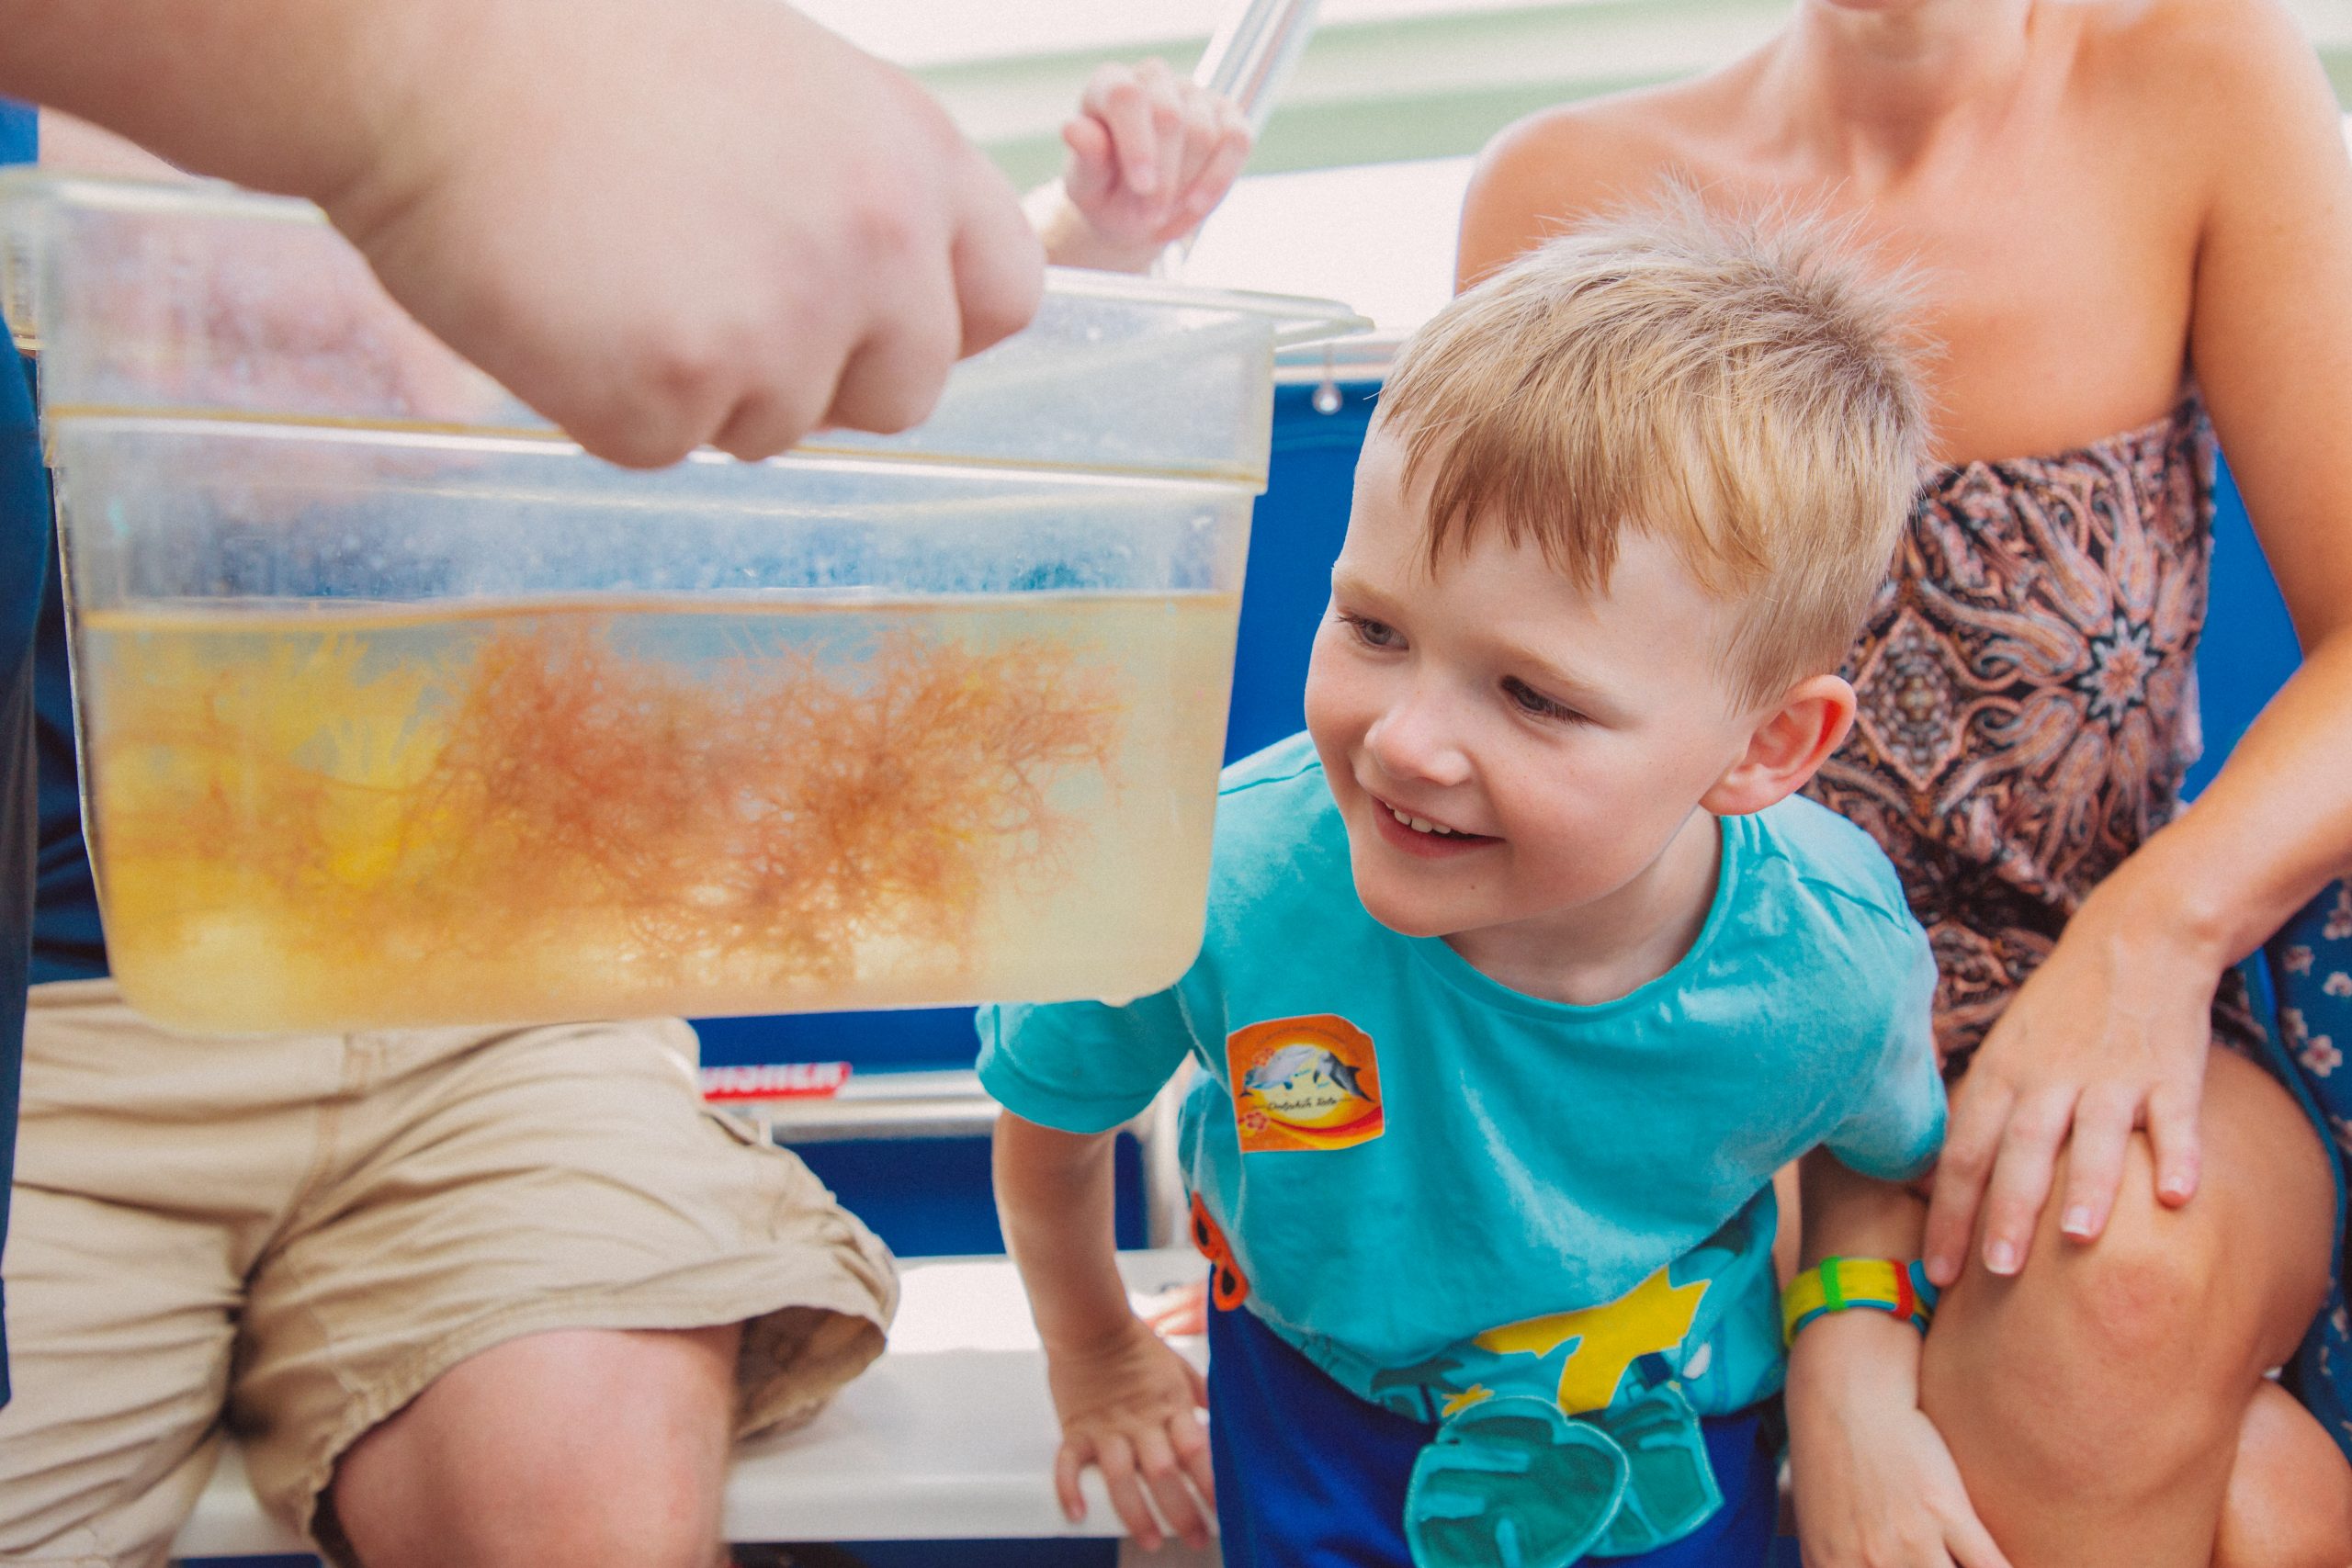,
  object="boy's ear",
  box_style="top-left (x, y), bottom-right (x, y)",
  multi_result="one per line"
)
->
top-left (1700, 674), bottom-right (1857, 817)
